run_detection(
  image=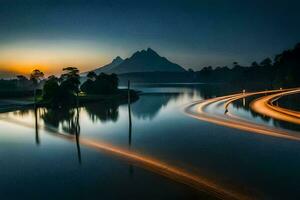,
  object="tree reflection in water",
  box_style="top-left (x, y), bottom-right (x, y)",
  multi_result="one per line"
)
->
top-left (84, 102), bottom-right (119, 123)
top-left (41, 106), bottom-right (82, 163)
